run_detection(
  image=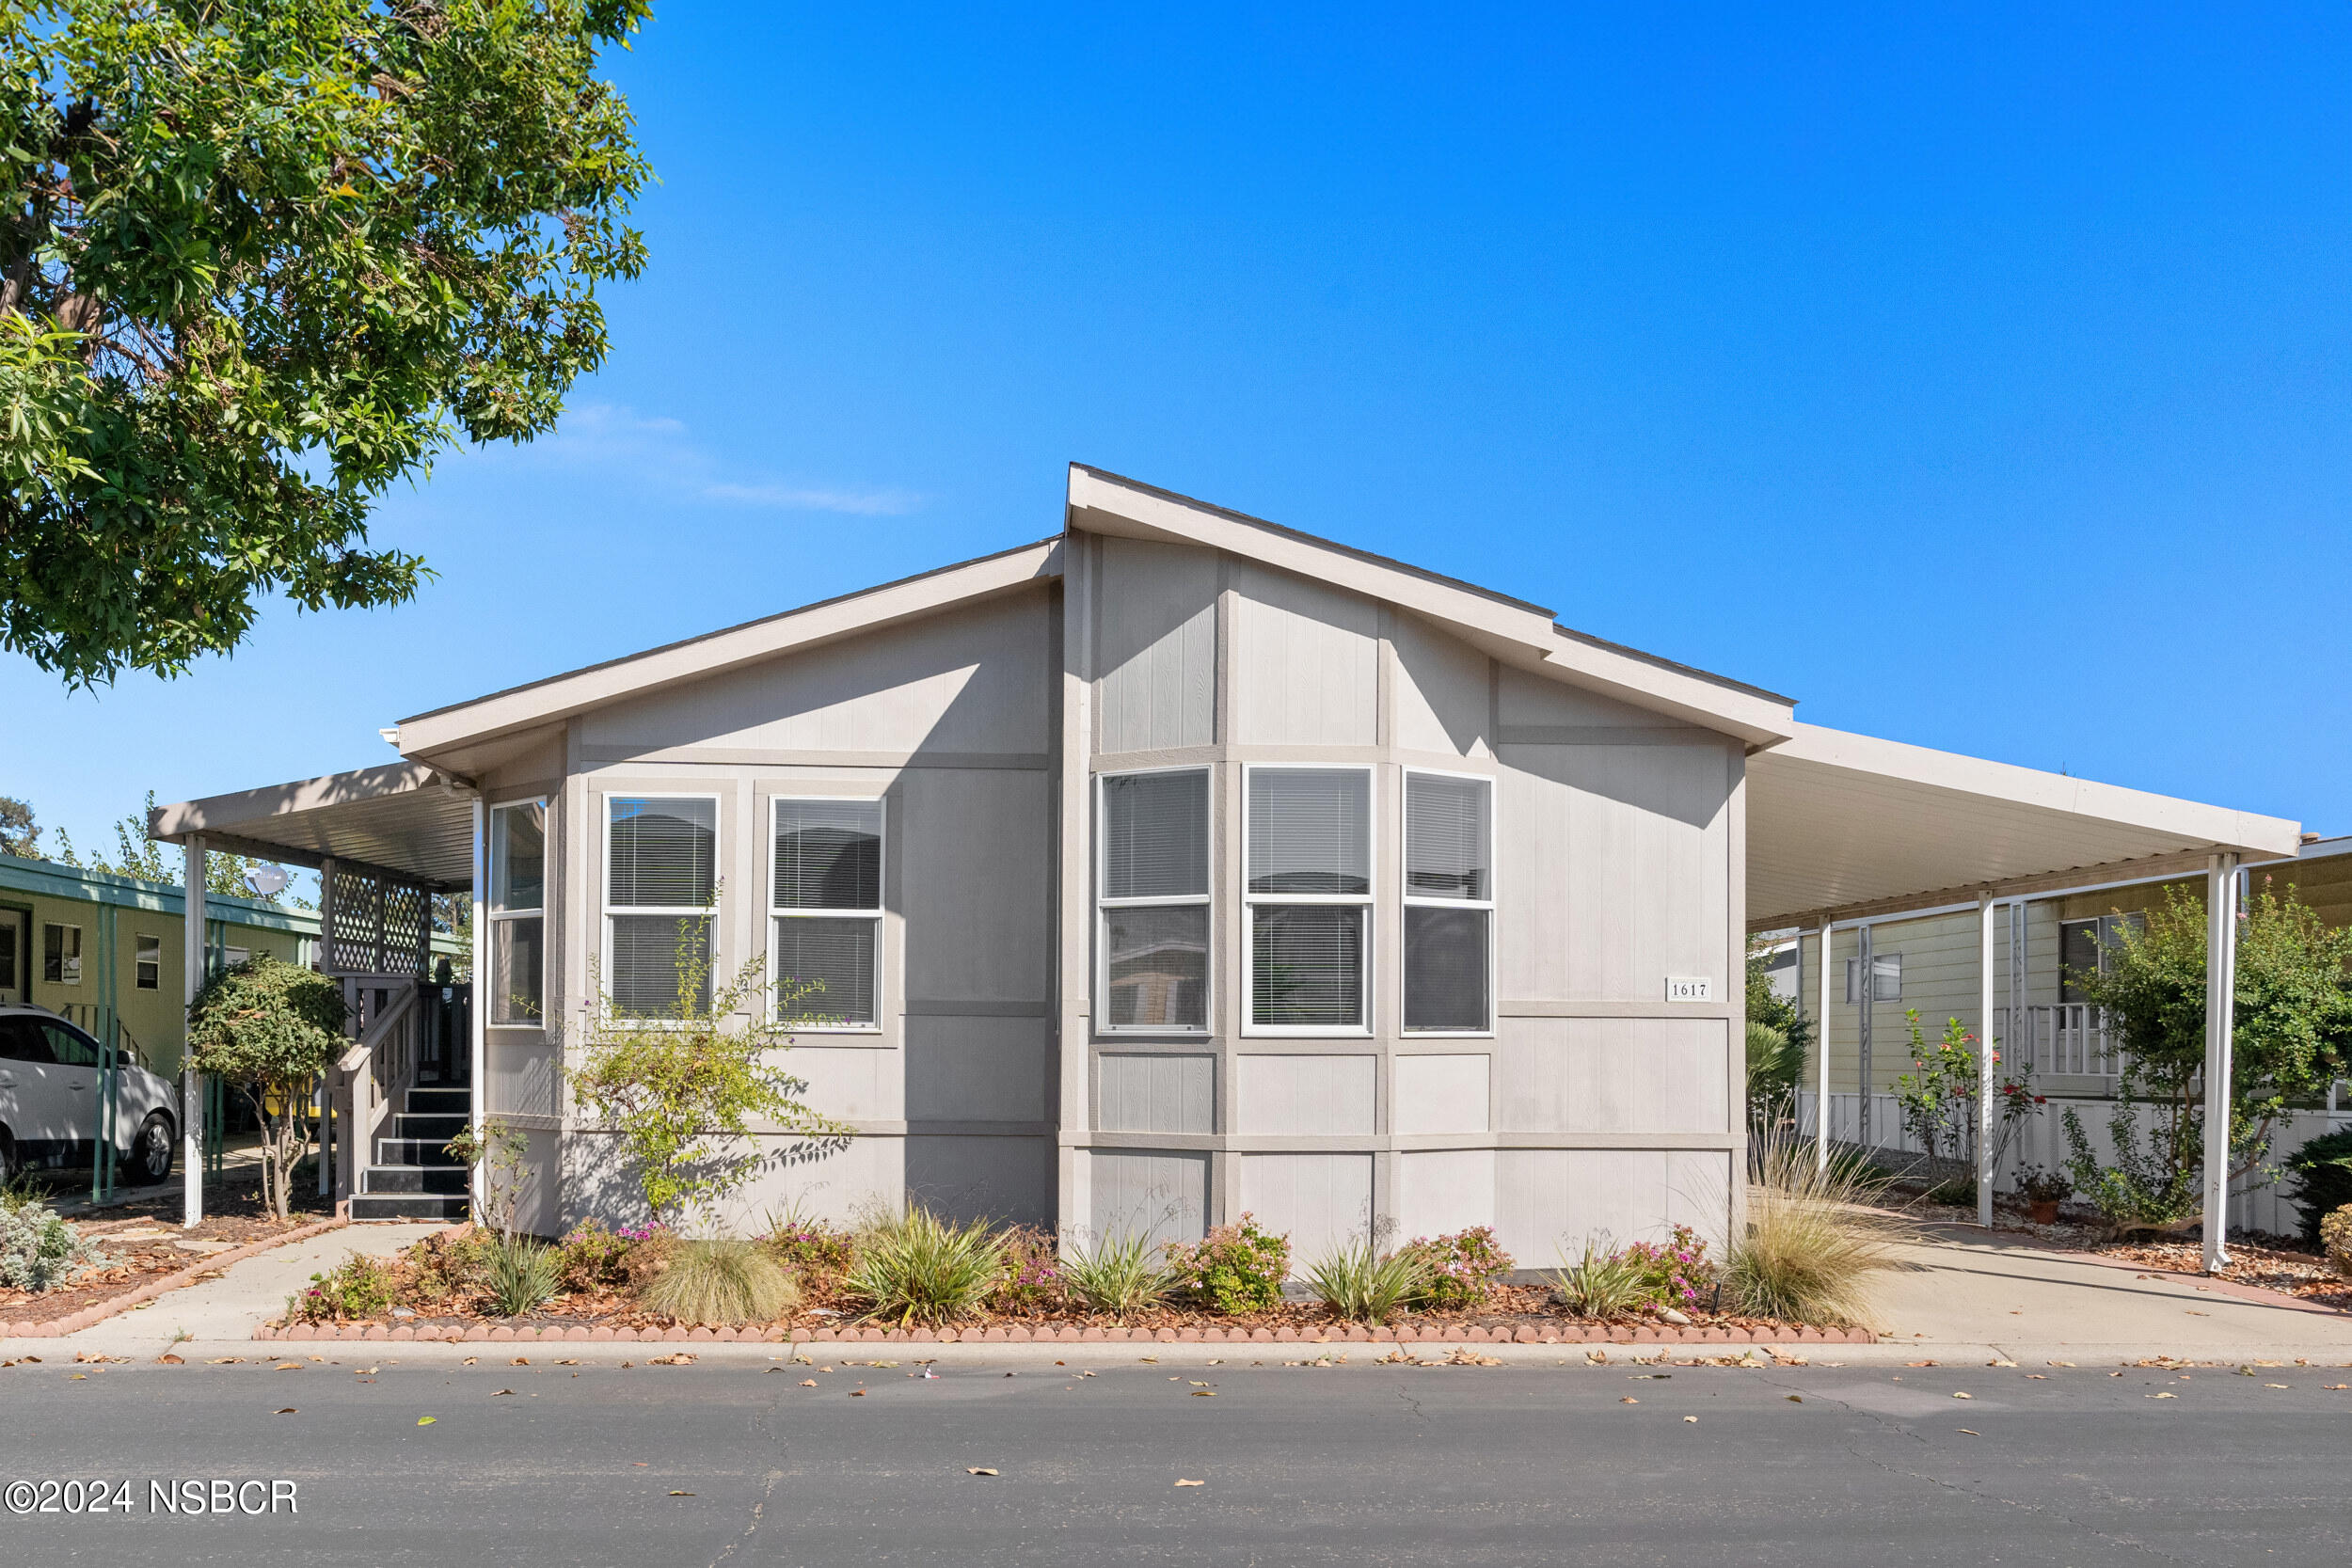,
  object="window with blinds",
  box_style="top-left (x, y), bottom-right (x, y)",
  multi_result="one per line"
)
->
top-left (1844, 953), bottom-right (1902, 1004)
top-left (772, 798), bottom-right (882, 1027)
top-left (607, 796), bottom-right (716, 1019)
top-left (1099, 769), bottom-right (1209, 1031)
top-left (1245, 767), bottom-right (1371, 1031)
top-left (1404, 771), bottom-right (1493, 1032)
top-left (490, 800), bottom-right (548, 1025)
